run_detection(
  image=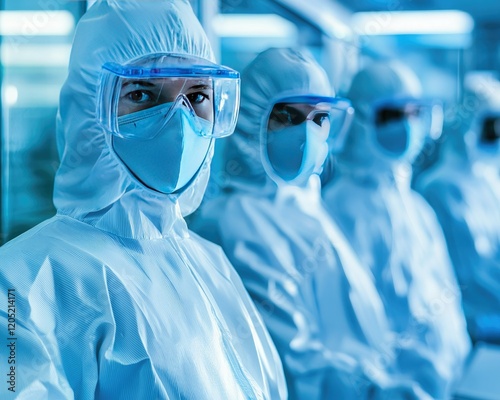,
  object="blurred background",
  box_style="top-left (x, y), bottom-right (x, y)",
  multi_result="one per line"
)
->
top-left (0, 0), bottom-right (498, 243)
